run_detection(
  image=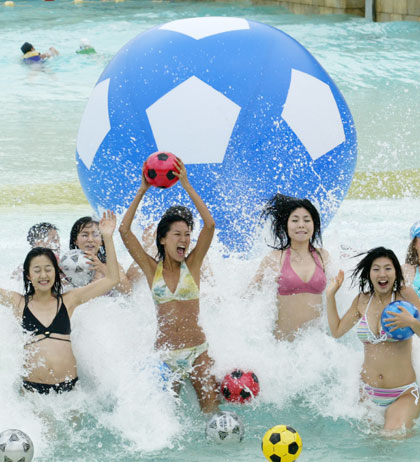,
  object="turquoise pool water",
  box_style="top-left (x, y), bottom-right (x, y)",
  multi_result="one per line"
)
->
top-left (1, 1), bottom-right (420, 461)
